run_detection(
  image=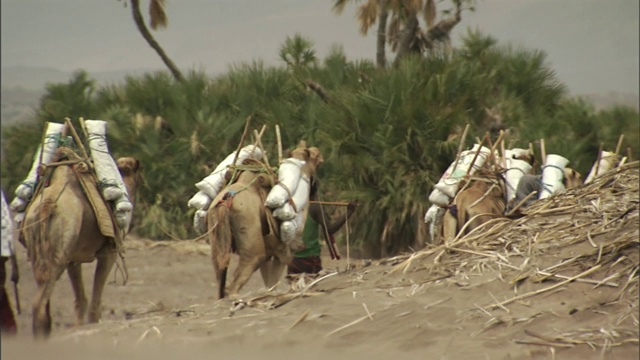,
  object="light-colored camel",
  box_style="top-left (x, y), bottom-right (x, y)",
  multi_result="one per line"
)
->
top-left (208, 145), bottom-right (323, 299)
top-left (22, 156), bottom-right (141, 337)
top-left (447, 177), bottom-right (506, 238)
